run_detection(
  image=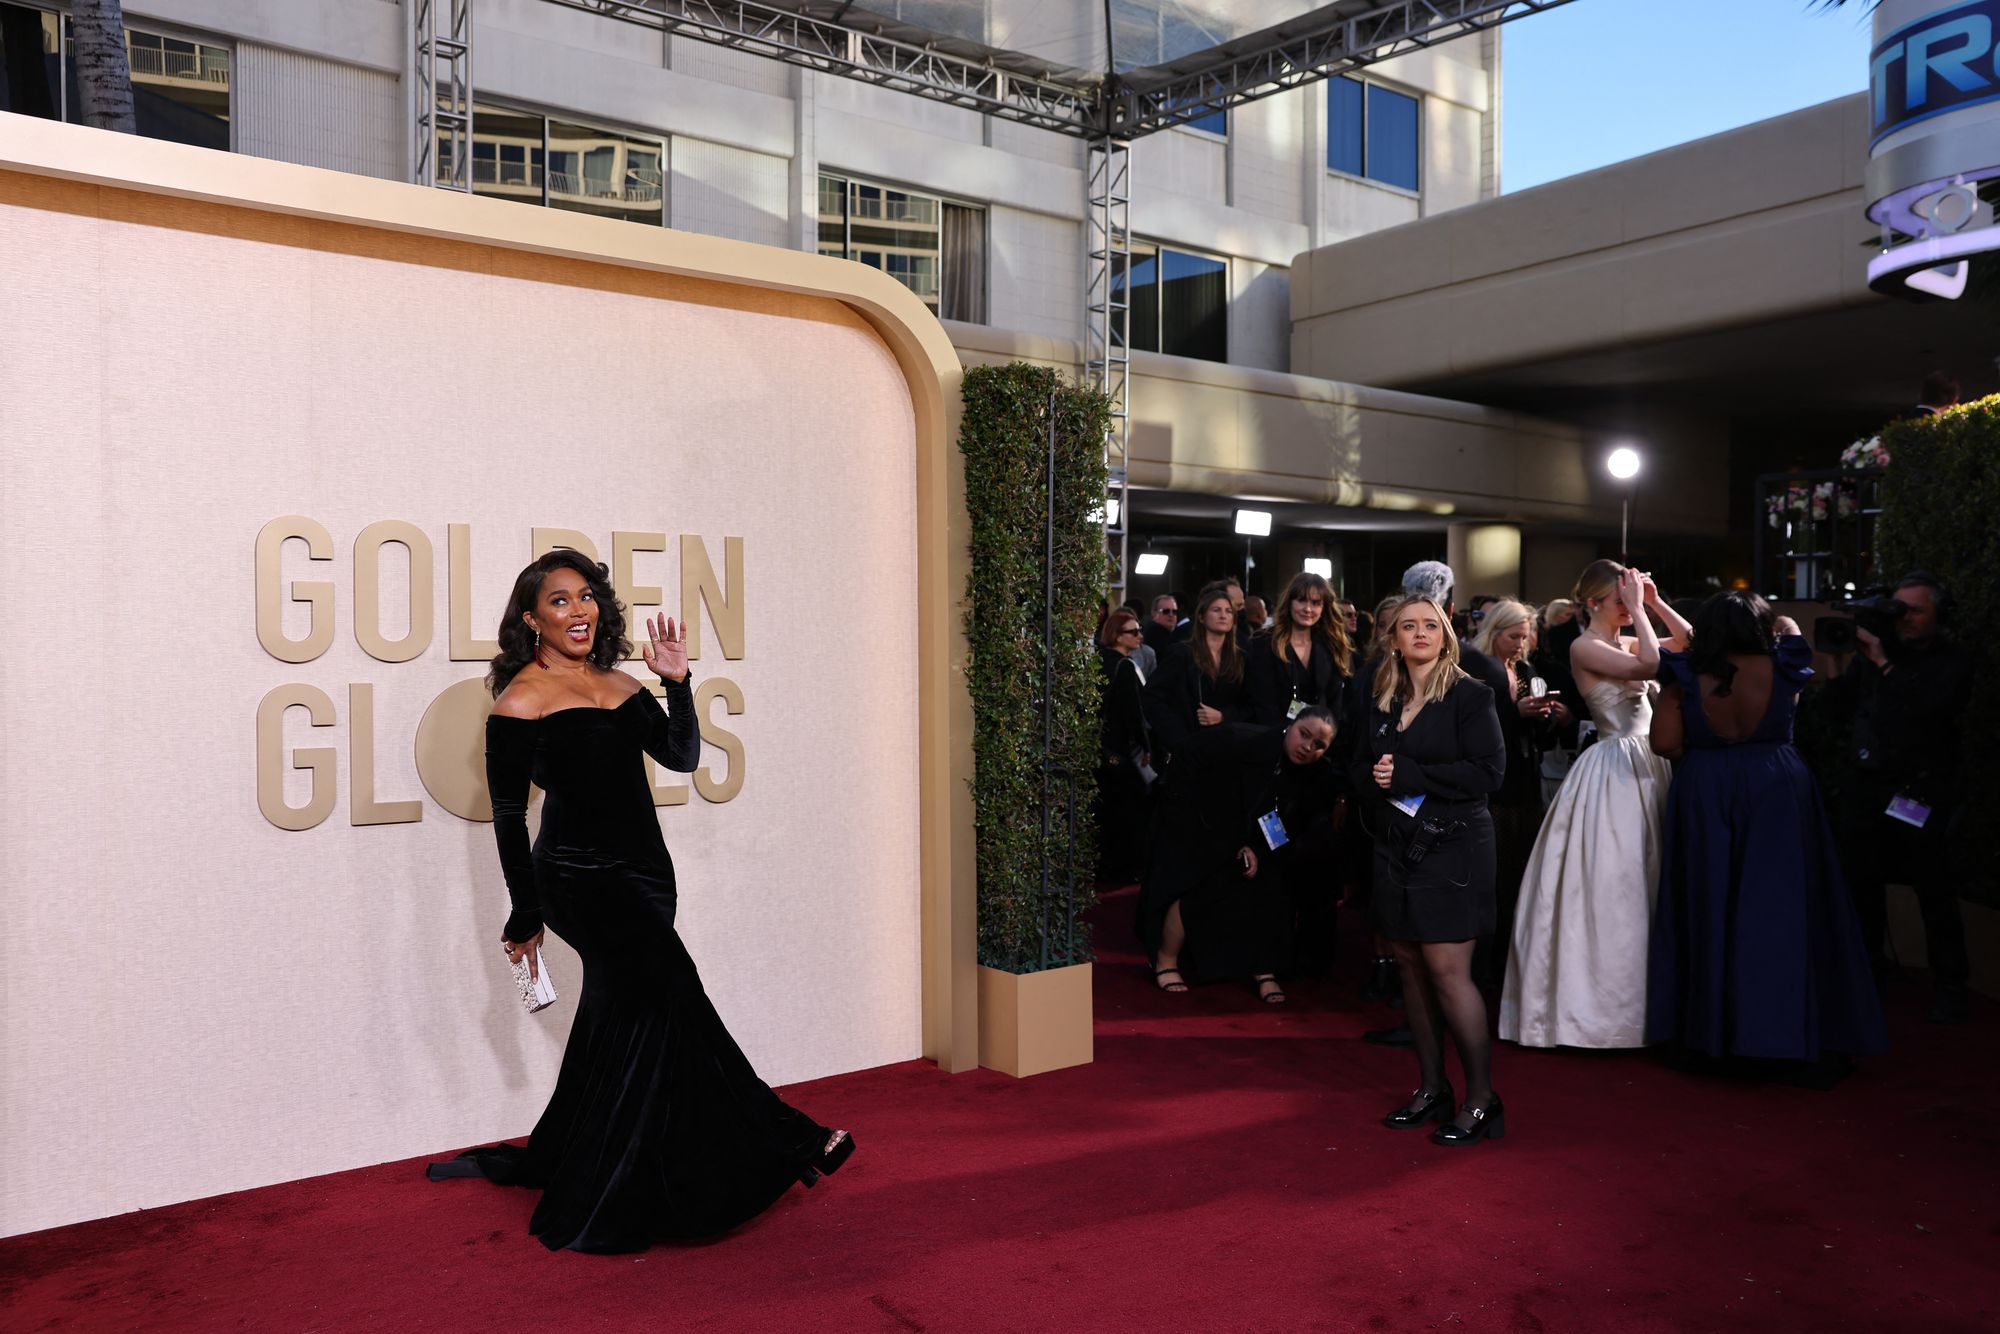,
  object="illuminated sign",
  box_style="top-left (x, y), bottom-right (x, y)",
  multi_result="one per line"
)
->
top-left (1869, 0), bottom-right (2000, 145)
